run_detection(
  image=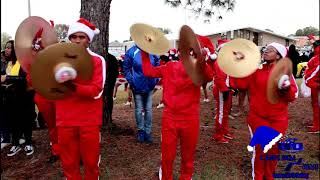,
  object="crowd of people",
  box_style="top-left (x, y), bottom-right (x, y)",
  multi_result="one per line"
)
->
top-left (1, 18), bottom-right (319, 180)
